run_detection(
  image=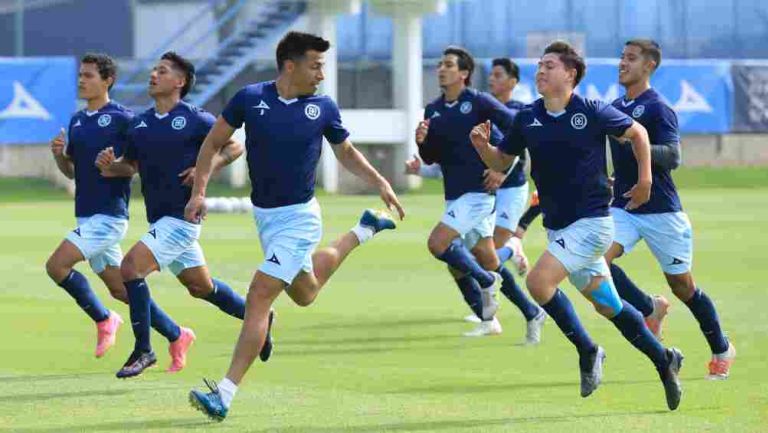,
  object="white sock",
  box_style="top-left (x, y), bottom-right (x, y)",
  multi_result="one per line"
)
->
top-left (218, 377), bottom-right (238, 408)
top-left (350, 224), bottom-right (374, 245)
